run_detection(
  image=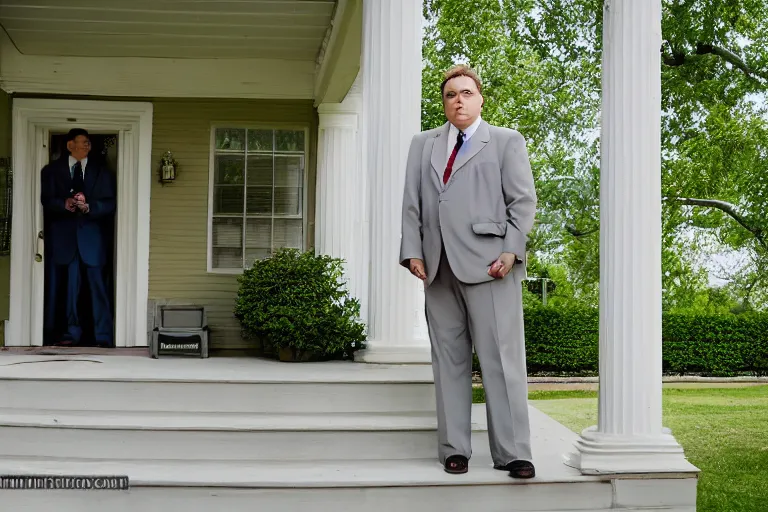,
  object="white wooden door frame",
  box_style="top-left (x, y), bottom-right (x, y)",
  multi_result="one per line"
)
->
top-left (8, 99), bottom-right (153, 347)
